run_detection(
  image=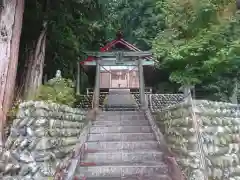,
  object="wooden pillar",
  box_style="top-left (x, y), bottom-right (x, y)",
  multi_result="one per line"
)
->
top-left (127, 70), bottom-right (129, 88)
top-left (76, 62), bottom-right (80, 96)
top-left (138, 58), bottom-right (146, 109)
top-left (80, 64), bottom-right (82, 93)
top-left (109, 69), bottom-right (112, 89)
top-left (94, 59), bottom-right (100, 108)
